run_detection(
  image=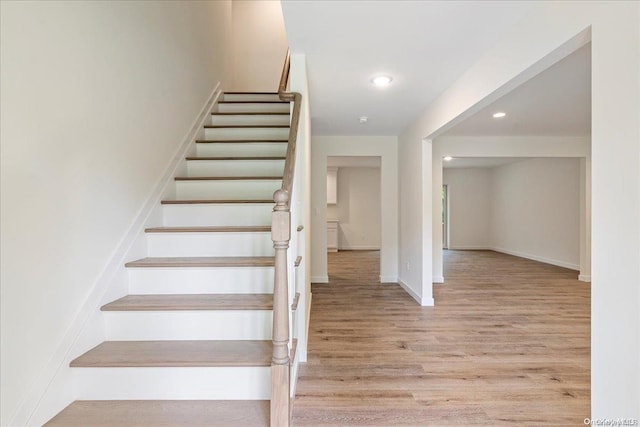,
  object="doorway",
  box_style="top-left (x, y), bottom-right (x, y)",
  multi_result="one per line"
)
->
top-left (442, 185), bottom-right (449, 249)
top-left (326, 156), bottom-right (382, 282)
